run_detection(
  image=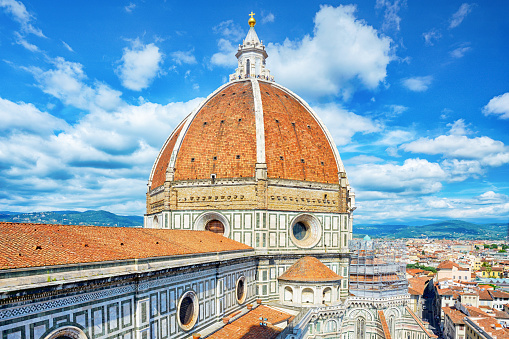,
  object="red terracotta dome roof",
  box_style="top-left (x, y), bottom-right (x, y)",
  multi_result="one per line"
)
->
top-left (278, 256), bottom-right (343, 282)
top-left (149, 79), bottom-right (345, 189)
